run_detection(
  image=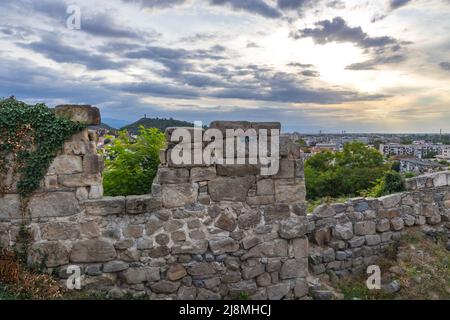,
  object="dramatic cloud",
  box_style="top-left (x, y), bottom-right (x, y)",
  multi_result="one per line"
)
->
top-left (277, 0), bottom-right (312, 10)
top-left (389, 0), bottom-right (412, 10)
top-left (346, 54), bottom-right (406, 70)
top-left (210, 0), bottom-right (282, 19)
top-left (440, 62), bottom-right (450, 71)
top-left (293, 17), bottom-right (398, 49)
top-left (122, 0), bottom-right (188, 9)
top-left (23, 35), bottom-right (127, 70)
